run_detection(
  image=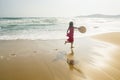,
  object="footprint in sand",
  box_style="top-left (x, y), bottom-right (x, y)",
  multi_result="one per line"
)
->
top-left (9, 53), bottom-right (16, 57)
top-left (33, 51), bottom-right (37, 53)
top-left (53, 49), bottom-right (58, 51)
